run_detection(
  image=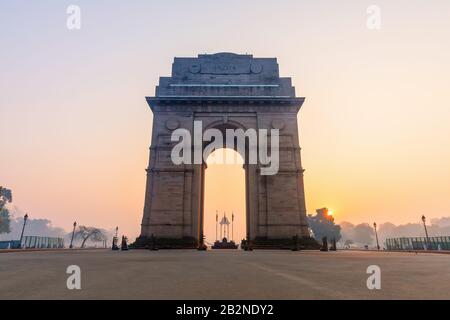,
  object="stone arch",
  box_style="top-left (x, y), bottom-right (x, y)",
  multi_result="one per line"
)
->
top-left (202, 119), bottom-right (251, 165)
top-left (134, 53), bottom-right (318, 250)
